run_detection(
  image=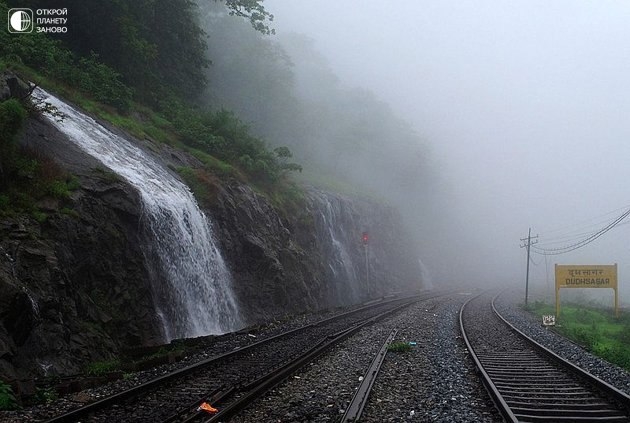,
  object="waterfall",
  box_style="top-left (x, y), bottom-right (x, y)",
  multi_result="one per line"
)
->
top-left (418, 258), bottom-right (432, 289)
top-left (312, 191), bottom-right (362, 303)
top-left (33, 88), bottom-right (242, 340)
